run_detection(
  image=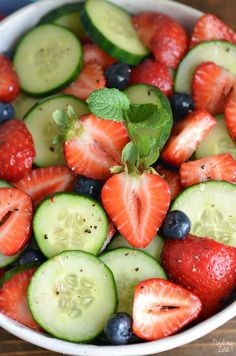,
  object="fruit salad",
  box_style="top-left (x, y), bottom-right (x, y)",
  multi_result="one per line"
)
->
top-left (0, 0), bottom-right (236, 346)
